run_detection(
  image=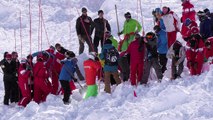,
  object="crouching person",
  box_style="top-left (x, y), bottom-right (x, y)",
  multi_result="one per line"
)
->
top-left (167, 41), bottom-right (185, 80)
top-left (59, 51), bottom-right (77, 104)
top-left (18, 59), bottom-right (33, 107)
top-left (100, 39), bottom-right (121, 94)
top-left (33, 54), bottom-right (51, 104)
top-left (140, 32), bottom-right (163, 84)
top-left (84, 52), bottom-right (102, 99)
